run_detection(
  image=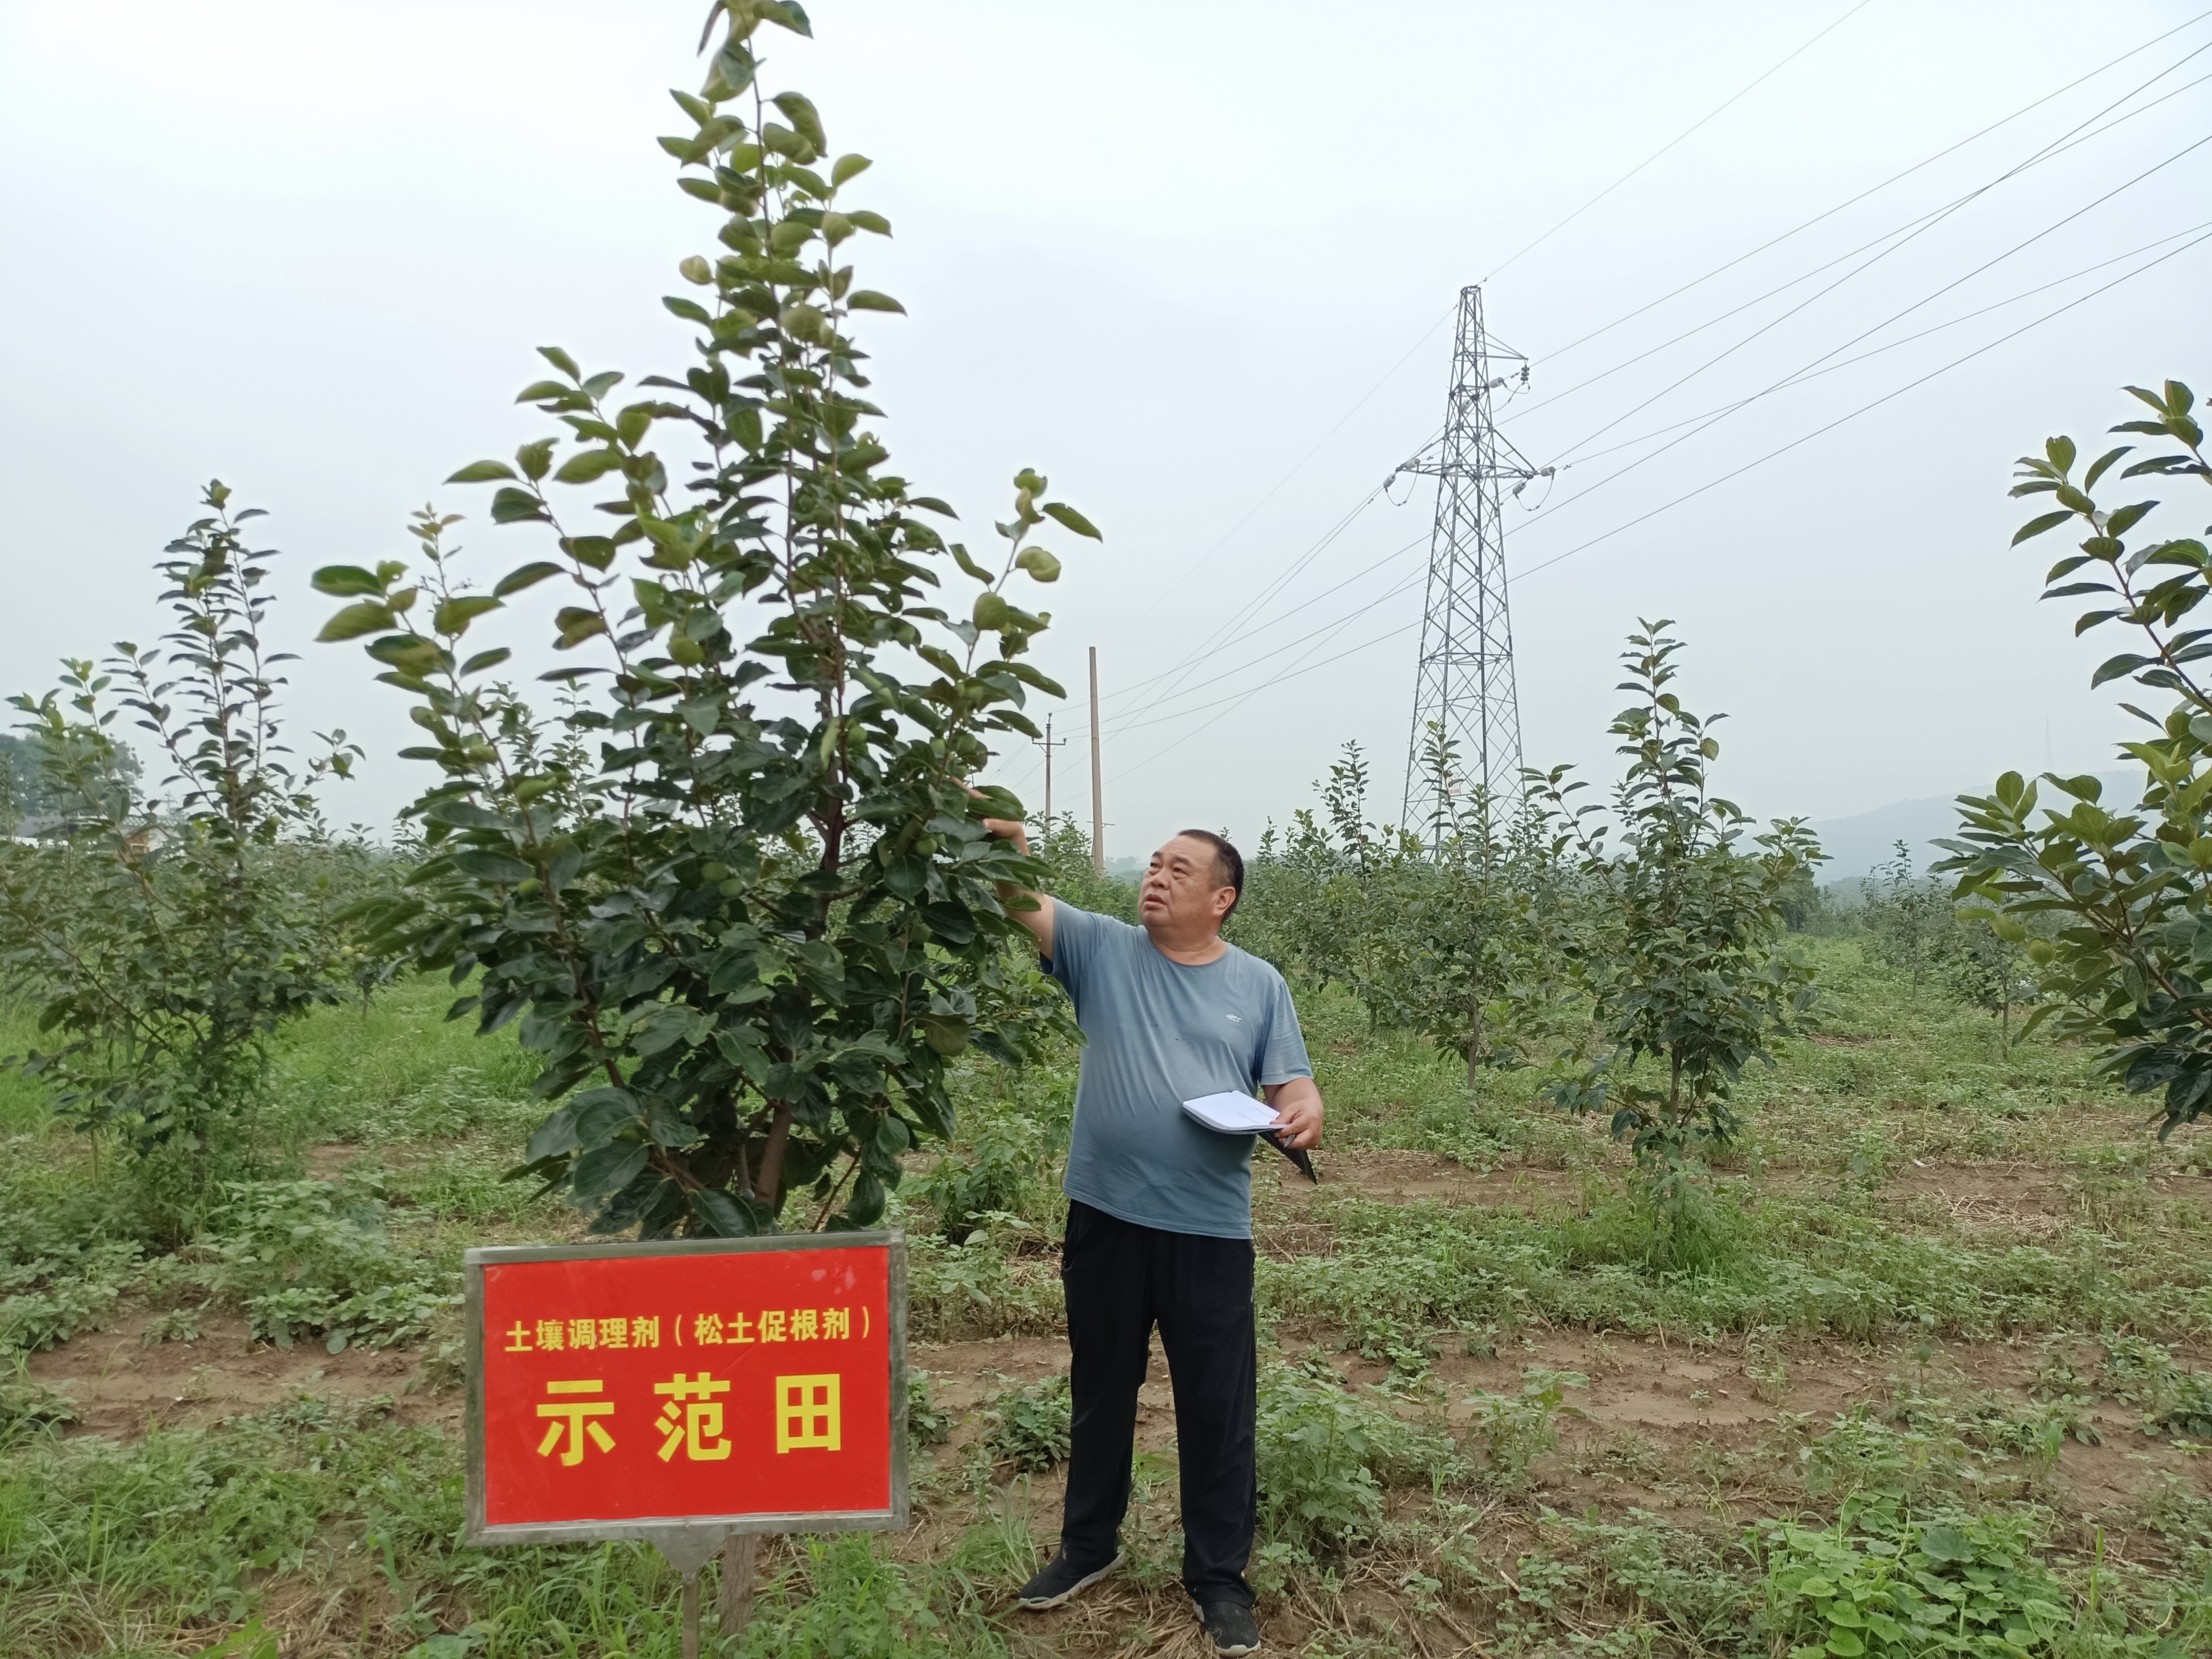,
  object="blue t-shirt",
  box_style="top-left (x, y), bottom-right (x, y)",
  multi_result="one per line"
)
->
top-left (1043, 901), bottom-right (1313, 1240)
